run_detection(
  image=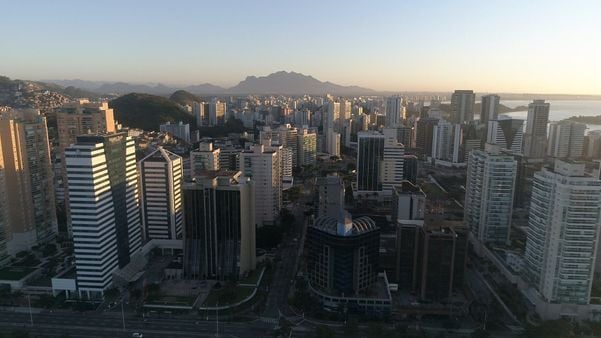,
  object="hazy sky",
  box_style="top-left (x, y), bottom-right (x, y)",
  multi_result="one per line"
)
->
top-left (1, 0), bottom-right (600, 94)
